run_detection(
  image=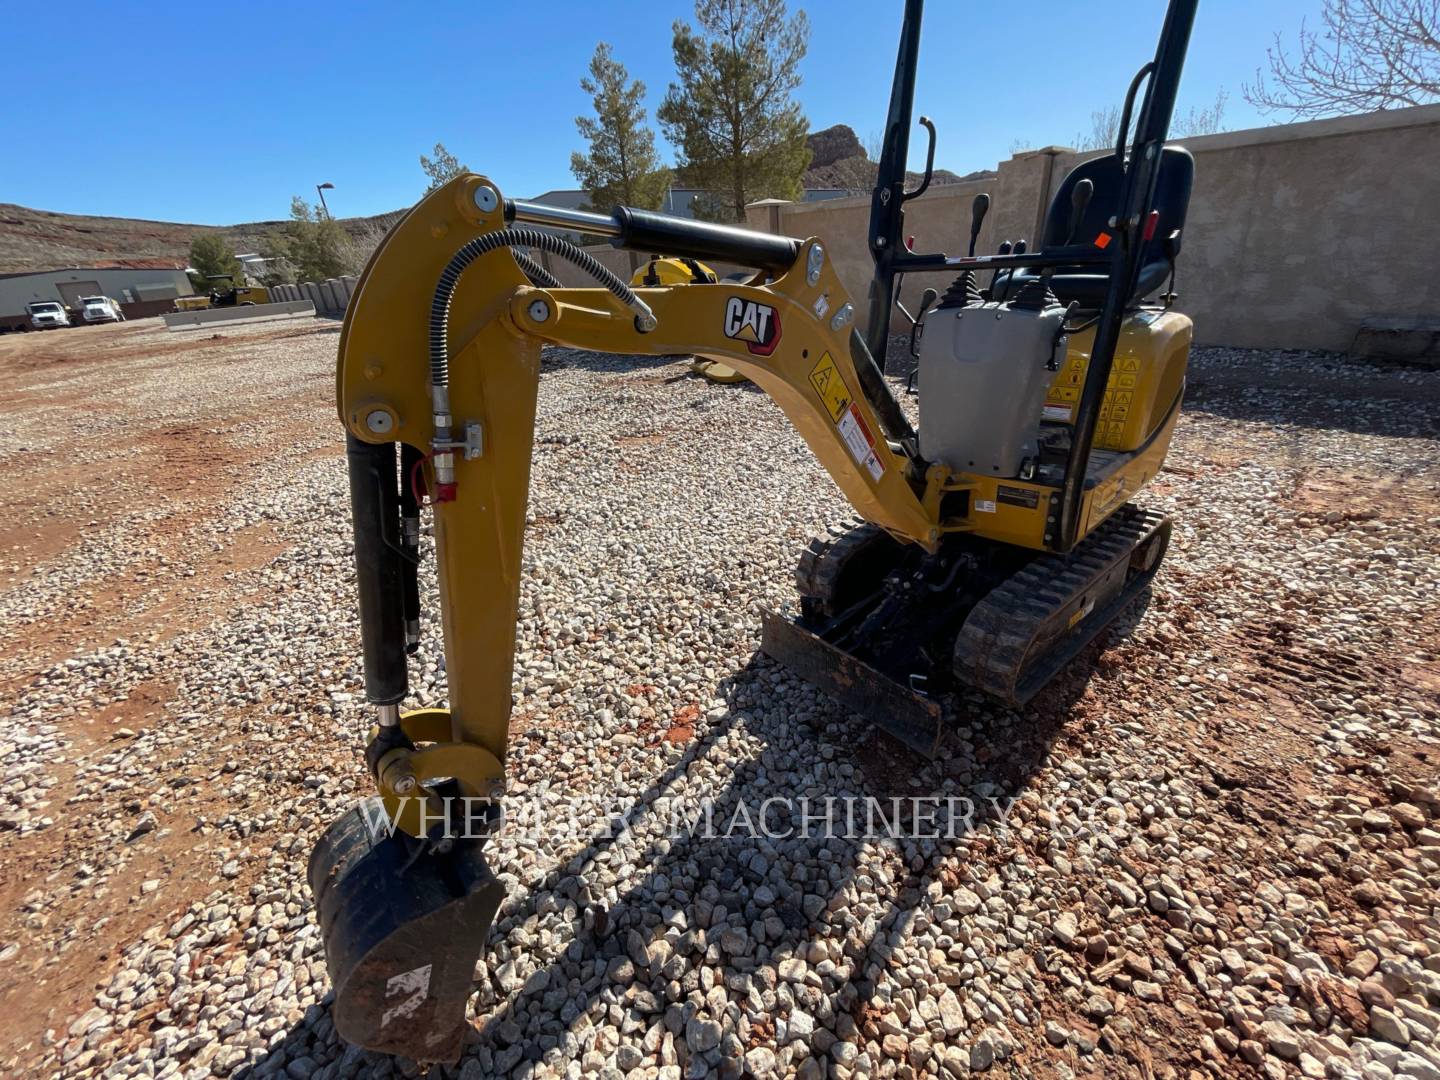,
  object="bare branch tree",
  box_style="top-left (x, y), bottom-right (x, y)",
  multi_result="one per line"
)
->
top-left (1072, 90), bottom-right (1227, 152)
top-left (1244, 0), bottom-right (1440, 118)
